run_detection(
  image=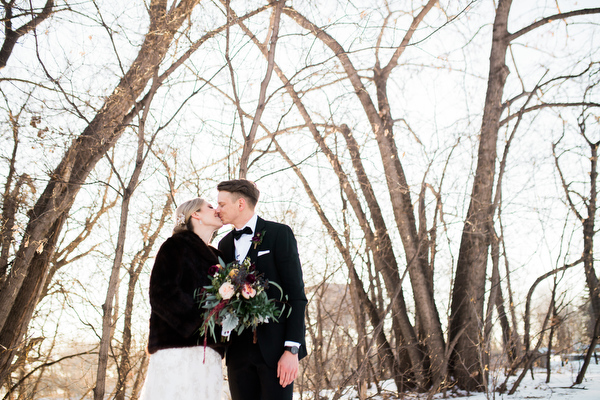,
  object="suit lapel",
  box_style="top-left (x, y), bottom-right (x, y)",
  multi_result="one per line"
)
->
top-left (219, 230), bottom-right (236, 263)
top-left (247, 217), bottom-right (266, 264)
